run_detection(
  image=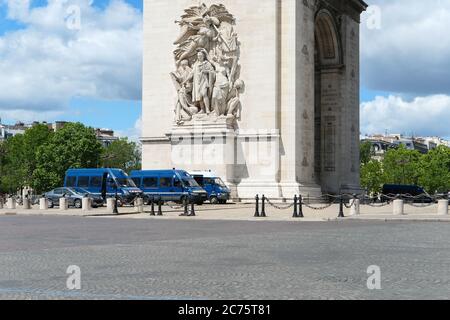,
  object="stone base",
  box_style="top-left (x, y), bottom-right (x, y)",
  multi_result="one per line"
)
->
top-left (236, 181), bottom-right (322, 202)
top-left (174, 113), bottom-right (237, 132)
